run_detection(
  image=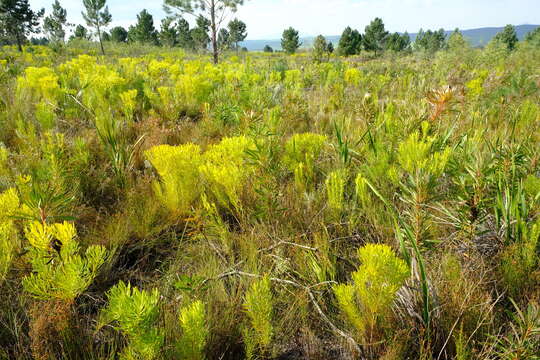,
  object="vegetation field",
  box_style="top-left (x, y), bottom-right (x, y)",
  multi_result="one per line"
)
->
top-left (1, 21), bottom-right (540, 360)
